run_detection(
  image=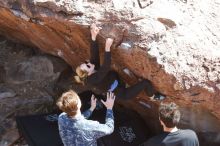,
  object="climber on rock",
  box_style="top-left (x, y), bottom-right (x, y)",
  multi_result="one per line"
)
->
top-left (74, 23), bottom-right (165, 100)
